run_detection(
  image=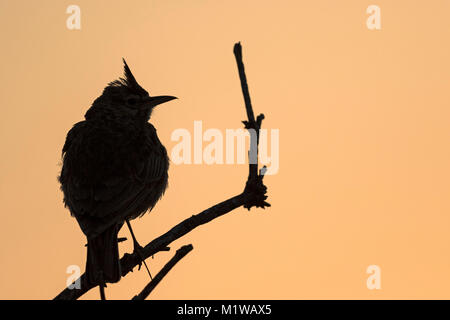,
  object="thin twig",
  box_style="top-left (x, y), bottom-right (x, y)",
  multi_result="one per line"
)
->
top-left (234, 42), bottom-right (265, 181)
top-left (132, 244), bottom-right (193, 300)
top-left (234, 42), bottom-right (255, 125)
